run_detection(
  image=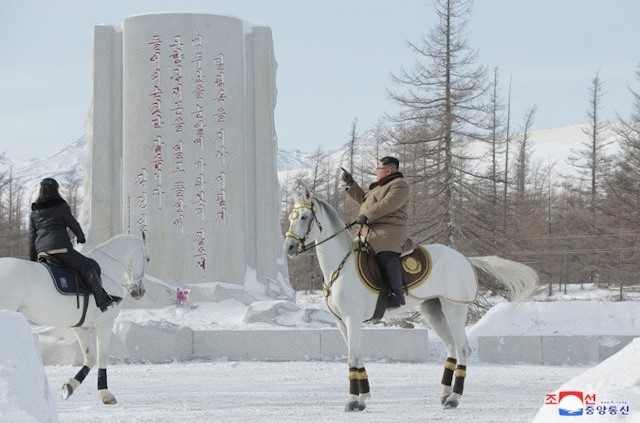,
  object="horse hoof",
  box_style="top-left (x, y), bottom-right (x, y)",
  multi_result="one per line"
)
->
top-left (344, 400), bottom-right (366, 412)
top-left (61, 378), bottom-right (81, 400)
top-left (442, 392), bottom-right (460, 409)
top-left (61, 384), bottom-right (73, 400)
top-left (99, 389), bottom-right (117, 405)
